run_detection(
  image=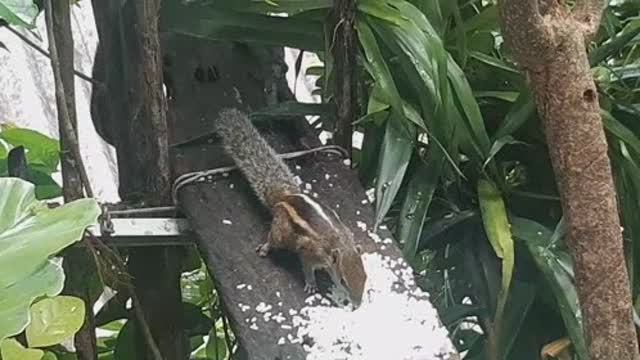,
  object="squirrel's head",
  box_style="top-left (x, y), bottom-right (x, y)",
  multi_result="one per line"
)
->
top-left (329, 245), bottom-right (367, 308)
